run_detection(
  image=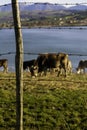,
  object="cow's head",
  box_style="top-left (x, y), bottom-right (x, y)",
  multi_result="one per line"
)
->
top-left (29, 65), bottom-right (38, 77)
top-left (76, 67), bottom-right (83, 74)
